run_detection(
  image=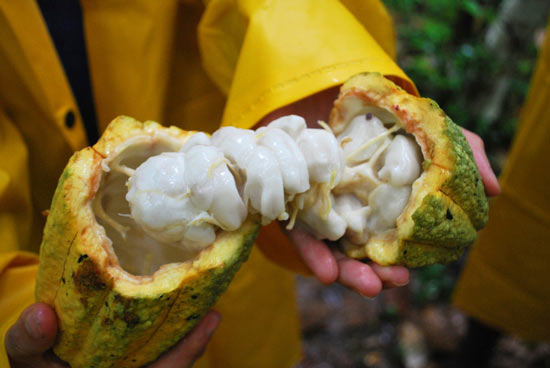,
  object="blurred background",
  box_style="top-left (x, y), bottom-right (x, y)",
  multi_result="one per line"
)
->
top-left (296, 0), bottom-right (550, 367)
